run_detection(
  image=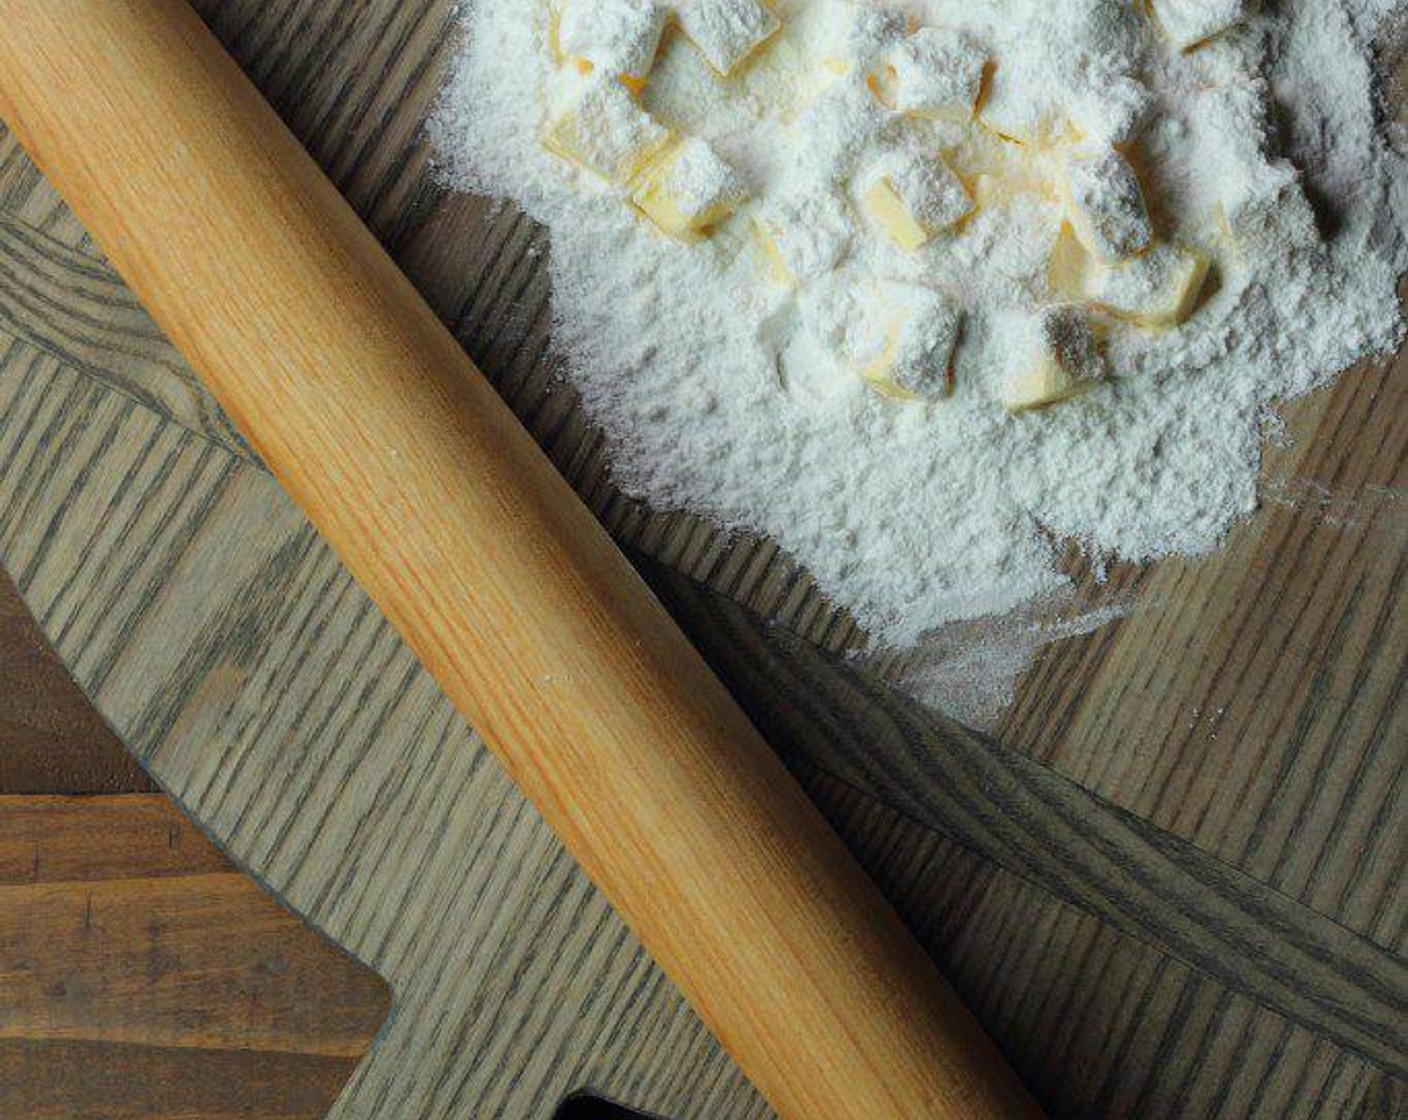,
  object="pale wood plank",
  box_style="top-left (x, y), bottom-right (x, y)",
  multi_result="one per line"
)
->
top-left (0, 215), bottom-right (248, 458)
